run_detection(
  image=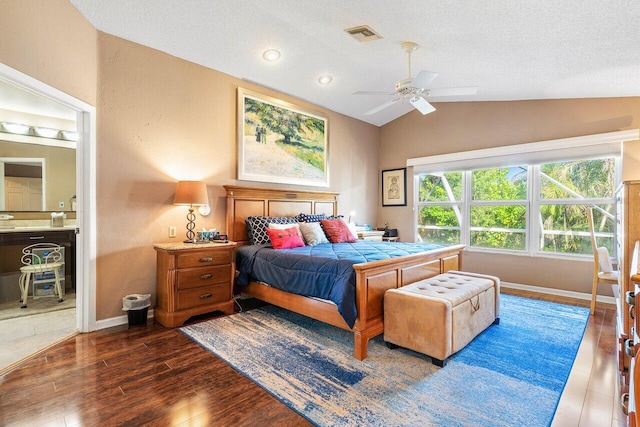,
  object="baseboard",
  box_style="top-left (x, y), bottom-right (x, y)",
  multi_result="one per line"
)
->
top-left (95, 308), bottom-right (154, 330)
top-left (501, 281), bottom-right (615, 305)
top-left (92, 283), bottom-right (611, 330)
